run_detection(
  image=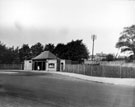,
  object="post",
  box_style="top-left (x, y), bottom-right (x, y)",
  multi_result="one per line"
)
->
top-left (84, 65), bottom-right (86, 75)
top-left (102, 65), bottom-right (104, 77)
top-left (91, 35), bottom-right (97, 61)
top-left (120, 65), bottom-right (121, 78)
top-left (92, 38), bottom-right (94, 61)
